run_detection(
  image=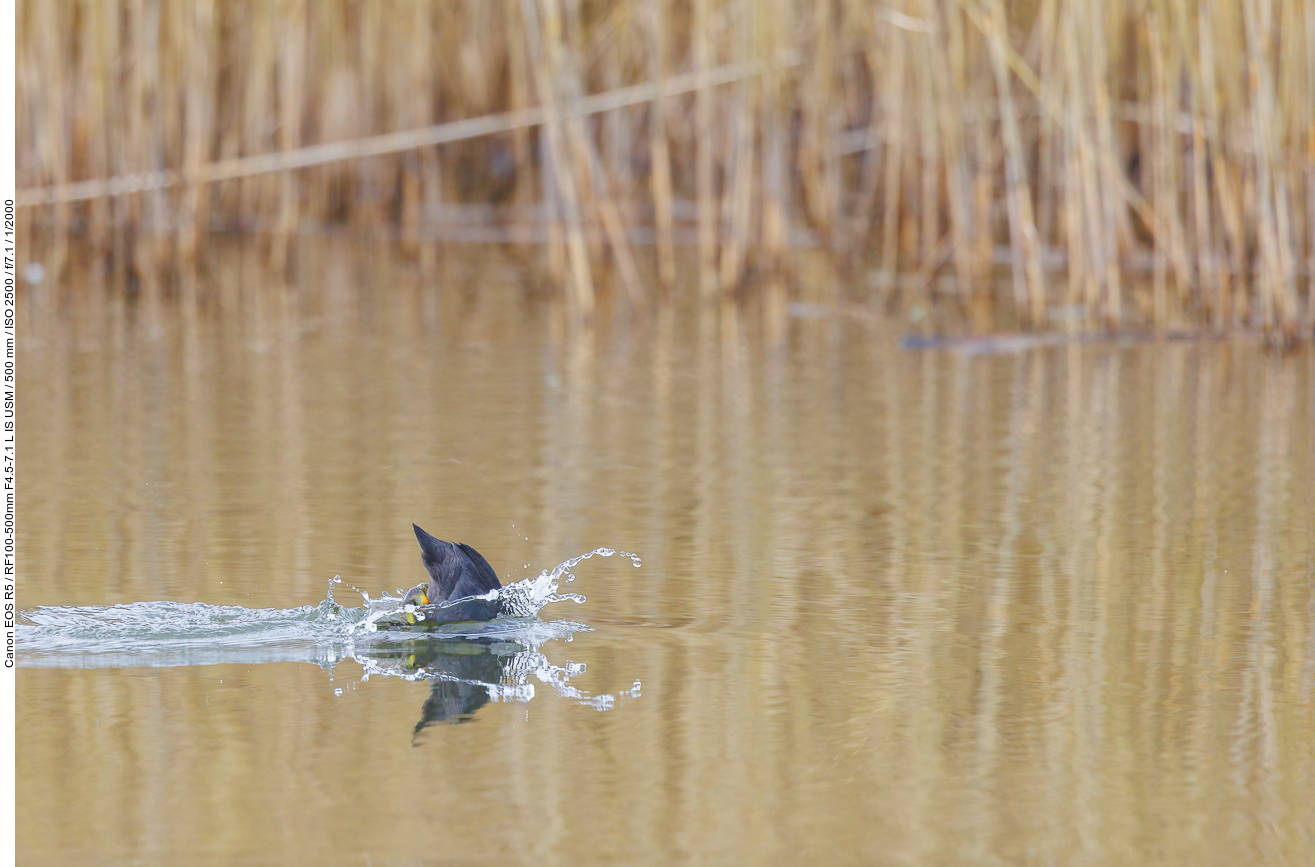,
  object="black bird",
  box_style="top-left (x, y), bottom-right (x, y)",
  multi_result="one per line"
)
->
top-left (402, 524), bottom-right (505, 624)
